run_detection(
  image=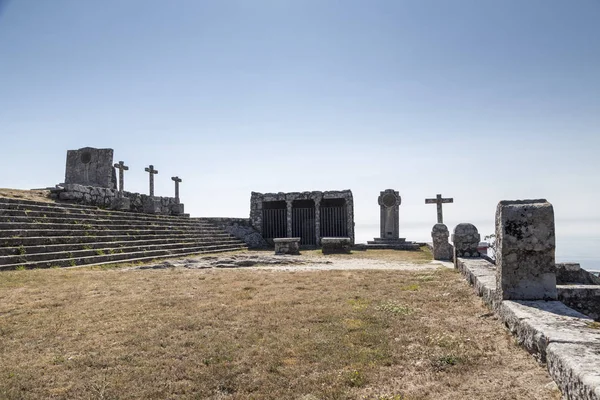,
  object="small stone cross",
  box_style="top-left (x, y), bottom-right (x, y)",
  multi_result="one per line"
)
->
top-left (425, 194), bottom-right (453, 224)
top-left (113, 161), bottom-right (129, 192)
top-left (144, 165), bottom-right (159, 196)
top-left (171, 176), bottom-right (182, 203)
